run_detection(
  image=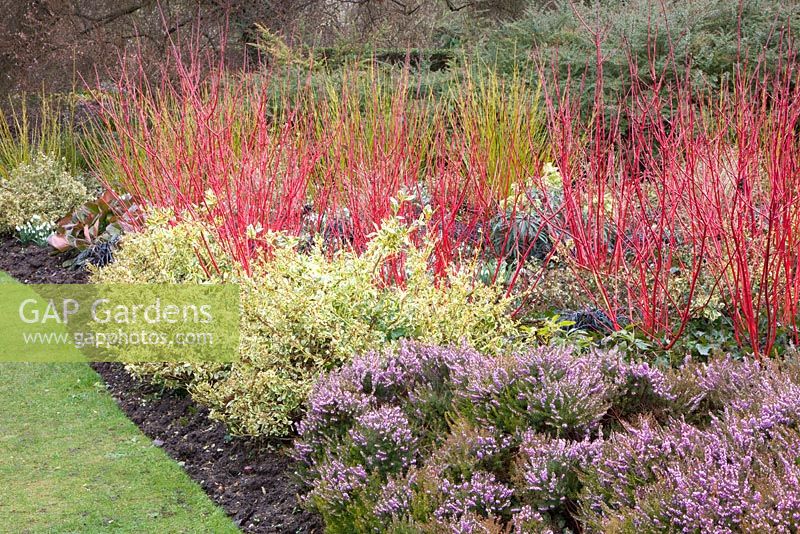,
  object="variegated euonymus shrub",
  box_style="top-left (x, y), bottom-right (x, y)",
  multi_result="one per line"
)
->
top-left (91, 209), bottom-right (518, 437)
top-left (0, 152), bottom-right (90, 232)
